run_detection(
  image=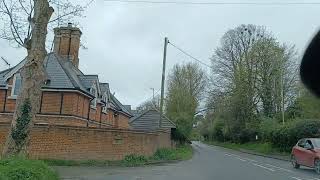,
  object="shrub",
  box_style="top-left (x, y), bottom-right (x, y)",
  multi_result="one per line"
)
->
top-left (122, 154), bottom-right (148, 167)
top-left (259, 117), bottom-right (279, 141)
top-left (270, 119), bottom-right (320, 152)
top-left (153, 145), bottom-right (192, 161)
top-left (0, 158), bottom-right (58, 180)
top-left (236, 128), bottom-right (258, 144)
top-left (153, 148), bottom-right (176, 160)
top-left (212, 119), bottom-right (225, 142)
